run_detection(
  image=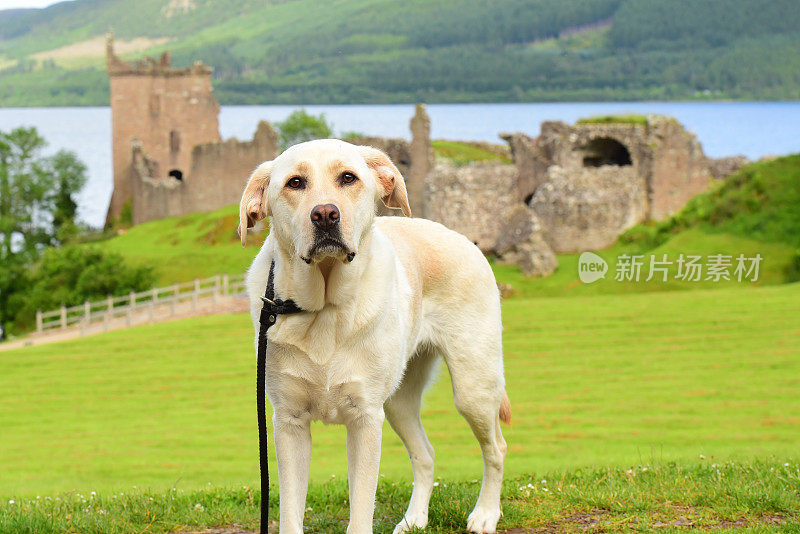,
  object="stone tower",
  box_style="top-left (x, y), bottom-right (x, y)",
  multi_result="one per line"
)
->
top-left (105, 32), bottom-right (221, 223)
